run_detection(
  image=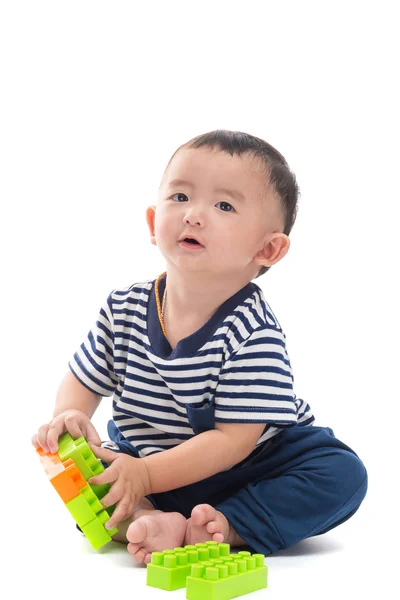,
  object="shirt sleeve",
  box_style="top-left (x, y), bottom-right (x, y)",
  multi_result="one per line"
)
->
top-left (68, 293), bottom-right (118, 396)
top-left (214, 326), bottom-right (299, 426)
